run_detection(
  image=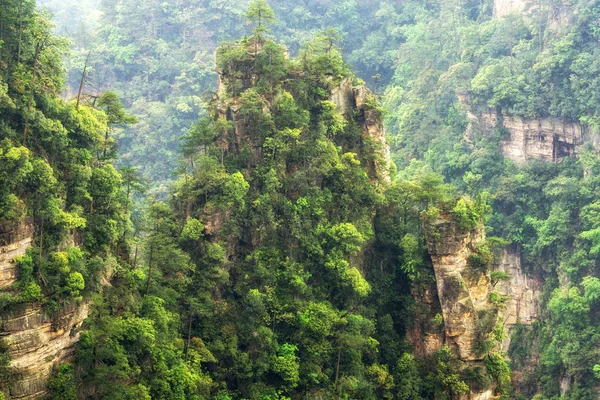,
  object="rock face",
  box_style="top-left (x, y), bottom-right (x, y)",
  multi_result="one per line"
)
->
top-left (423, 214), bottom-right (491, 361)
top-left (493, 246), bottom-right (541, 350)
top-left (493, 0), bottom-right (527, 18)
top-left (472, 111), bottom-right (588, 164)
top-left (0, 219), bottom-right (34, 289)
top-left (406, 279), bottom-right (445, 358)
top-left (335, 82), bottom-right (392, 183)
top-left (417, 214), bottom-right (542, 396)
top-left (0, 220), bottom-right (90, 399)
top-left (1, 302), bottom-right (89, 399)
